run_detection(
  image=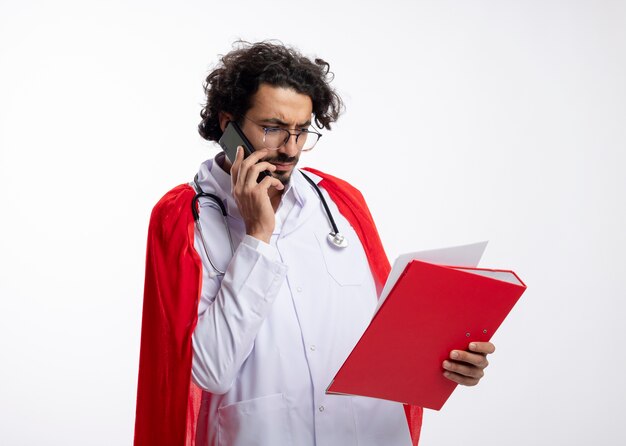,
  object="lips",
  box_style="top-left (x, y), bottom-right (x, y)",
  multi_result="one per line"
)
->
top-left (270, 162), bottom-right (295, 171)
